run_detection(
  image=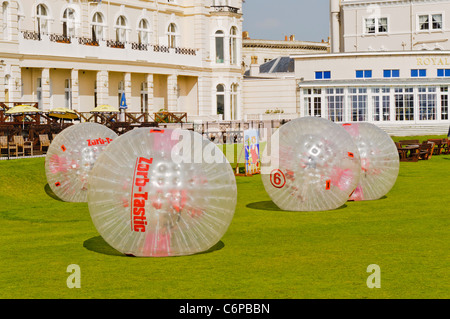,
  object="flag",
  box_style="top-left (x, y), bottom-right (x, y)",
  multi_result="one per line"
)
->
top-left (119, 93), bottom-right (127, 110)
